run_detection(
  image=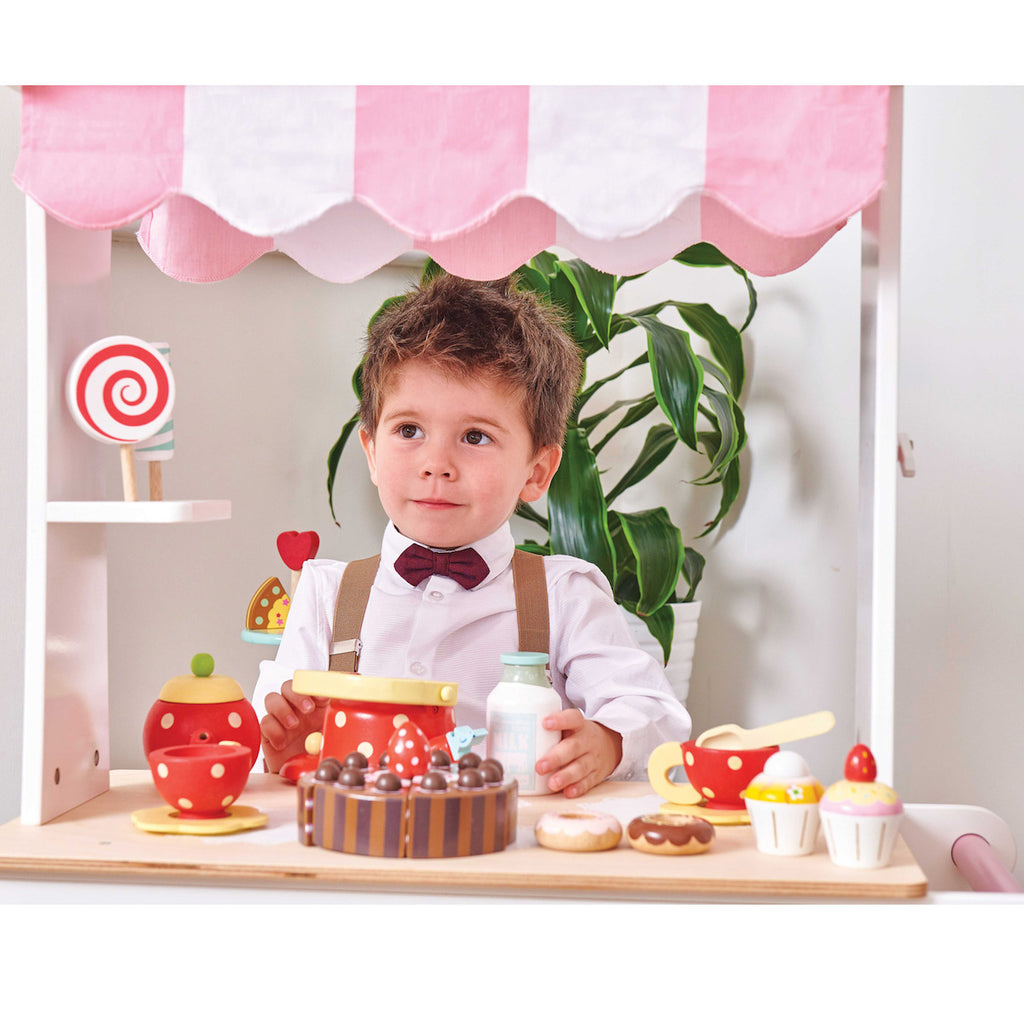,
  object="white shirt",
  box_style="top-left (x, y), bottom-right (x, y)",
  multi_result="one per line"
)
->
top-left (252, 521), bottom-right (692, 780)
